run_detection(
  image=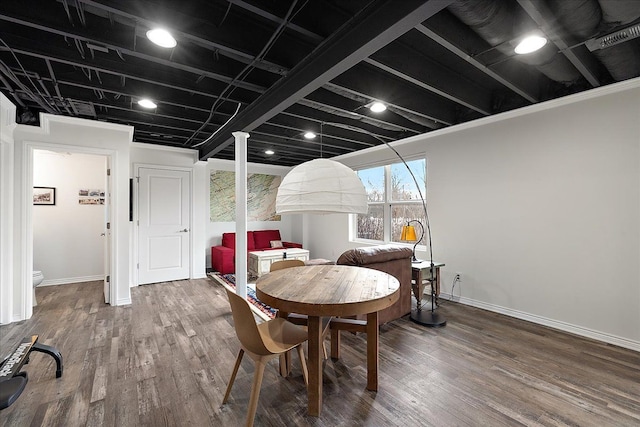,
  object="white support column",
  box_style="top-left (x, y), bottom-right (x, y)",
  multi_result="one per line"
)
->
top-left (233, 131), bottom-right (249, 299)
